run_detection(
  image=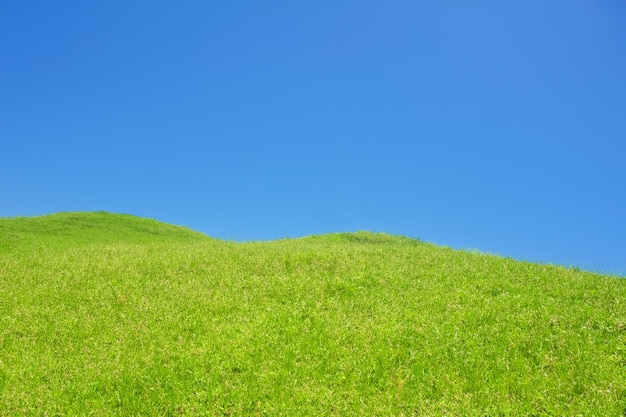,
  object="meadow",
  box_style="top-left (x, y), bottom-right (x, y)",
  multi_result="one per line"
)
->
top-left (1, 212), bottom-right (625, 416)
